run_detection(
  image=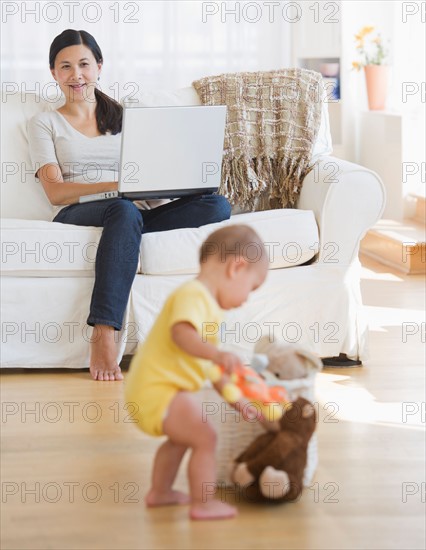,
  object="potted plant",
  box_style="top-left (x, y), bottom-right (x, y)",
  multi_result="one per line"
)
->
top-left (352, 26), bottom-right (390, 110)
